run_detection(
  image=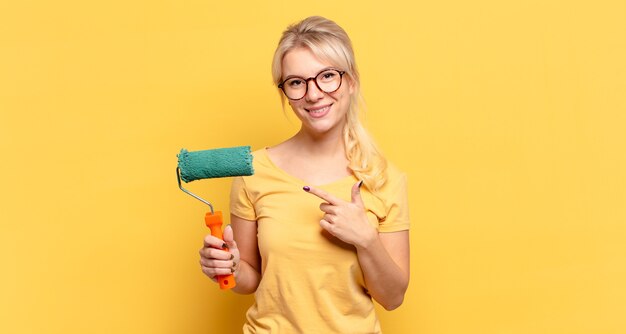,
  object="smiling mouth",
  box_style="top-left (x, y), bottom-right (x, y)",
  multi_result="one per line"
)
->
top-left (305, 104), bottom-right (332, 114)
